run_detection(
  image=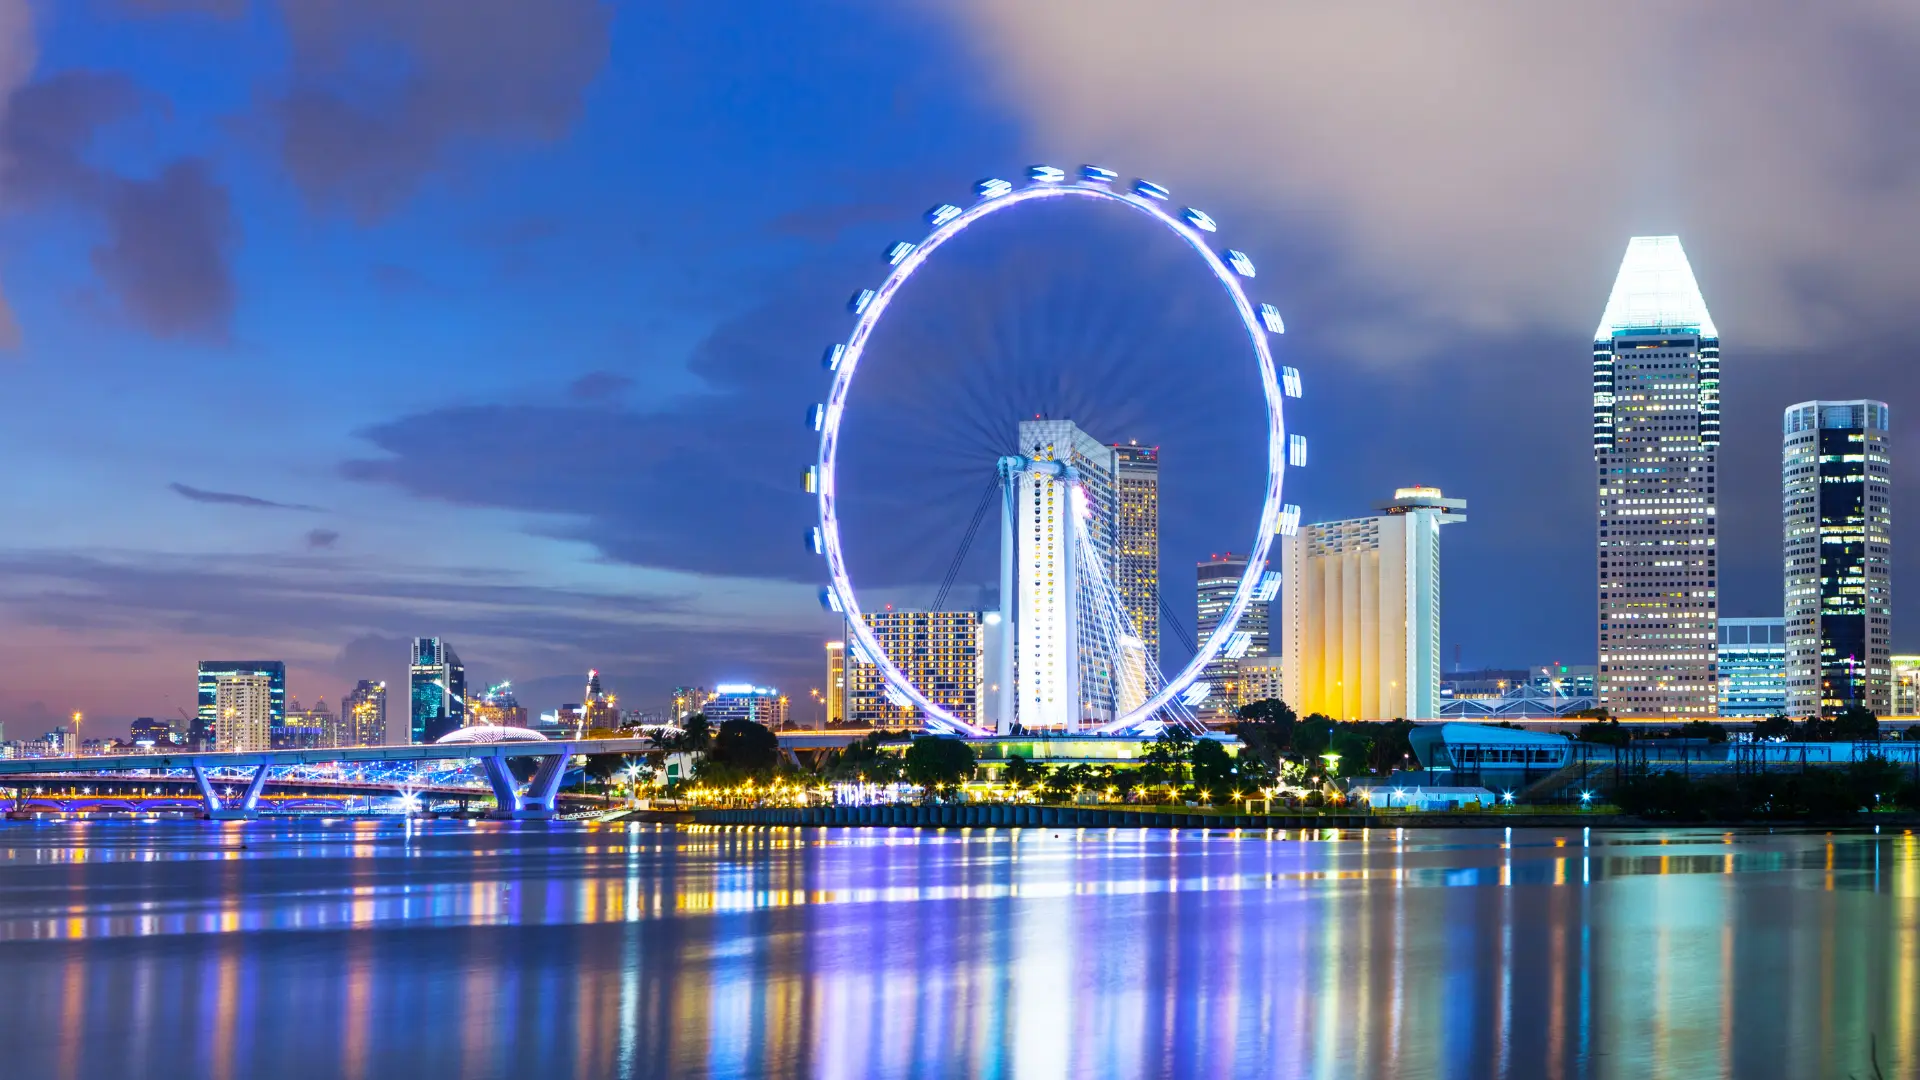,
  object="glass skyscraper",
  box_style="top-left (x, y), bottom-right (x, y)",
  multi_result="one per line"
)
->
top-left (1784, 400), bottom-right (1892, 715)
top-left (409, 638), bottom-right (466, 744)
top-left (1717, 617), bottom-right (1786, 717)
top-left (194, 660), bottom-right (286, 750)
top-left (1112, 442), bottom-right (1161, 665)
top-left (1594, 236), bottom-right (1721, 718)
